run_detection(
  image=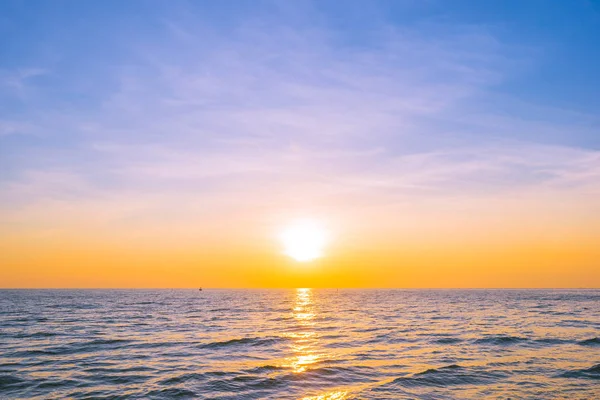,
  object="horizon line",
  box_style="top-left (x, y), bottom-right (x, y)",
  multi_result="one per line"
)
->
top-left (1, 287), bottom-right (599, 290)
